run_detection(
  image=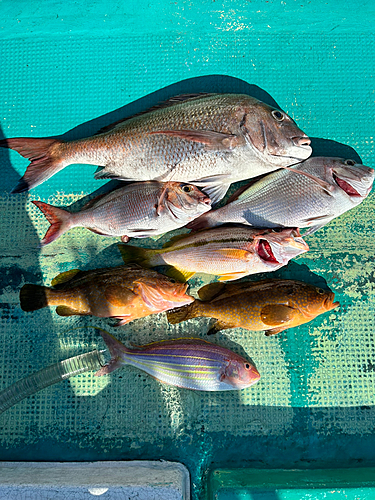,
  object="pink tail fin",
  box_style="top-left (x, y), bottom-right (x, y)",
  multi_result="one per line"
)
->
top-left (0, 137), bottom-right (65, 192)
top-left (32, 200), bottom-right (72, 246)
